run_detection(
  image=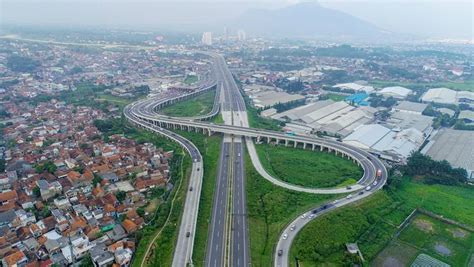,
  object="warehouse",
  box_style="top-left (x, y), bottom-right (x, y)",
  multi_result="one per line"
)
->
top-left (272, 100), bottom-right (375, 137)
top-left (421, 87), bottom-right (474, 106)
top-left (245, 84), bottom-right (304, 108)
top-left (393, 101), bottom-right (428, 115)
top-left (333, 83), bottom-right (375, 94)
top-left (378, 86), bottom-right (413, 99)
top-left (343, 124), bottom-right (424, 162)
top-left (423, 129), bottom-right (474, 180)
